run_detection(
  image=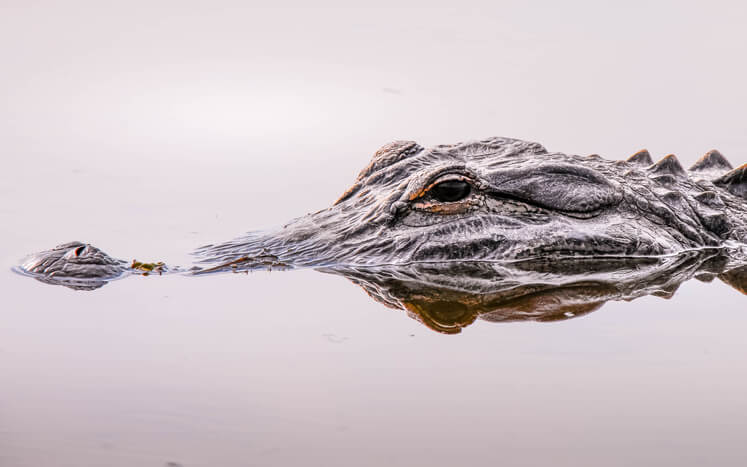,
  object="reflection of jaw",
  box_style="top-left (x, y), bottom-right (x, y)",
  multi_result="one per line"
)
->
top-left (401, 284), bottom-right (611, 334)
top-left (328, 249), bottom-right (746, 334)
top-left (720, 265), bottom-right (747, 295)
